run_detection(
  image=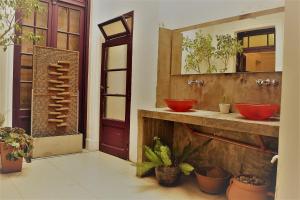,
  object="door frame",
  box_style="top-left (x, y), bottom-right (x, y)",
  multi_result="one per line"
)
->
top-left (12, 0), bottom-right (90, 147)
top-left (99, 12), bottom-right (133, 160)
